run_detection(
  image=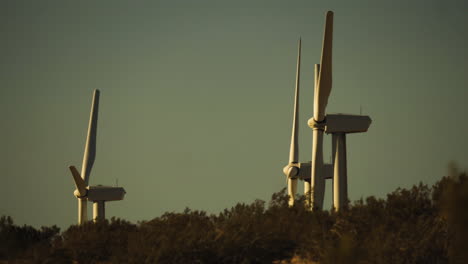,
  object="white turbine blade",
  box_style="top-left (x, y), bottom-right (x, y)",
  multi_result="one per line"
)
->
top-left (314, 11), bottom-right (333, 122)
top-left (70, 166), bottom-right (87, 196)
top-left (81, 89), bottom-right (100, 185)
top-left (311, 129), bottom-right (326, 210)
top-left (311, 61), bottom-right (326, 210)
top-left (314, 64), bottom-right (320, 101)
top-left (288, 178), bottom-right (297, 207)
top-left (289, 38), bottom-right (301, 164)
top-left (78, 198), bottom-right (87, 225)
